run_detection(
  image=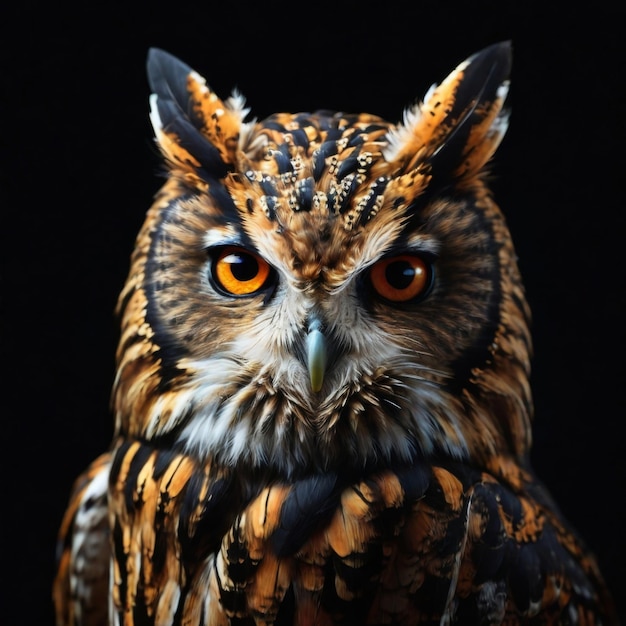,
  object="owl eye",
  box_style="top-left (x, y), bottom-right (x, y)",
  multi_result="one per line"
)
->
top-left (369, 254), bottom-right (433, 303)
top-left (210, 246), bottom-right (274, 296)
